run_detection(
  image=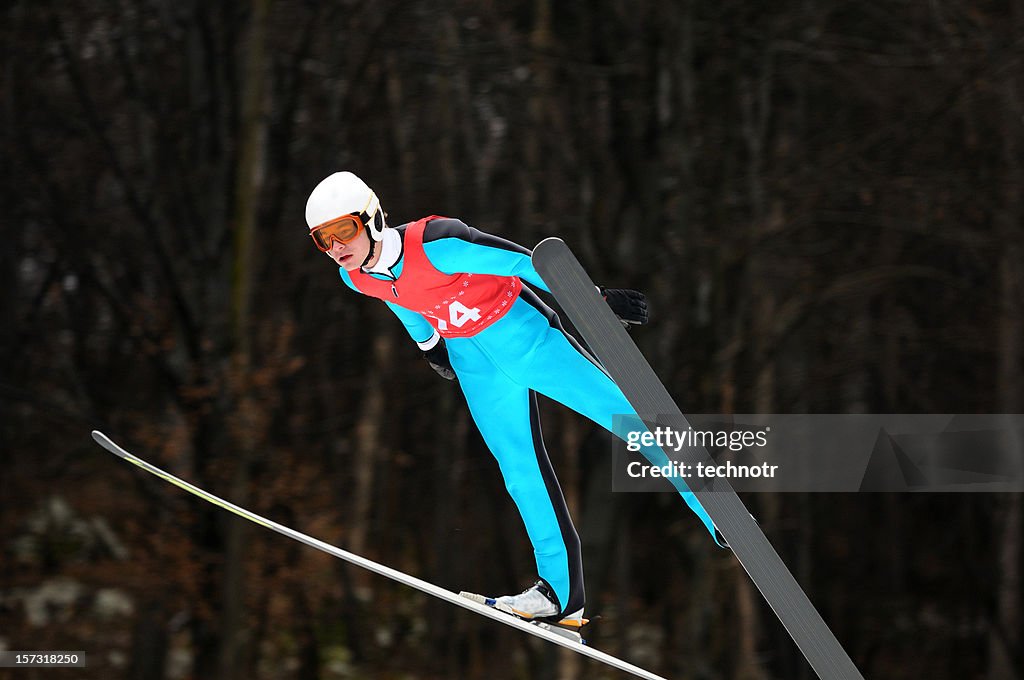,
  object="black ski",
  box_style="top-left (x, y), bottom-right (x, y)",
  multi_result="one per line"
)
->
top-left (532, 237), bottom-right (864, 680)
